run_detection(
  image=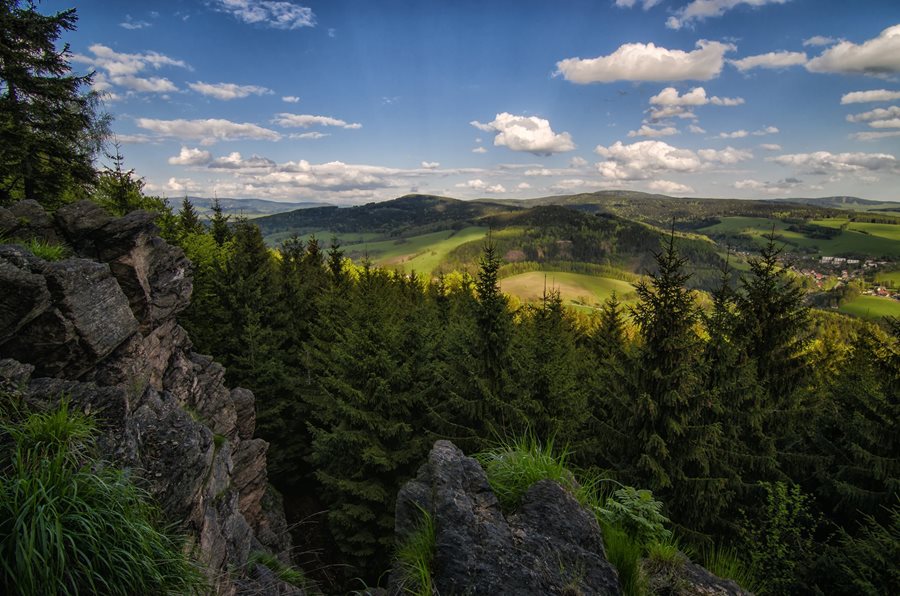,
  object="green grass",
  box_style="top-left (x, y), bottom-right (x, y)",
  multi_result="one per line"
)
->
top-left (601, 523), bottom-right (648, 596)
top-left (700, 216), bottom-right (900, 258)
top-left (700, 545), bottom-right (761, 594)
top-left (499, 271), bottom-right (637, 308)
top-left (393, 506), bottom-right (436, 596)
top-left (838, 295), bottom-right (900, 319)
top-left (248, 551), bottom-right (308, 589)
top-left (0, 401), bottom-right (206, 595)
top-left (0, 236), bottom-right (70, 261)
top-left (875, 270), bottom-right (900, 288)
top-left (341, 227), bottom-right (488, 275)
